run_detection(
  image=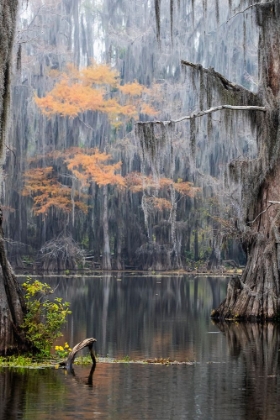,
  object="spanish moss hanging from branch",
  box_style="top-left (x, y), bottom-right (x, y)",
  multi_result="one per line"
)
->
top-left (190, 117), bottom-right (196, 159)
top-left (155, 0), bottom-right (161, 42)
top-left (215, 0), bottom-right (220, 23)
top-left (136, 121), bottom-right (170, 178)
